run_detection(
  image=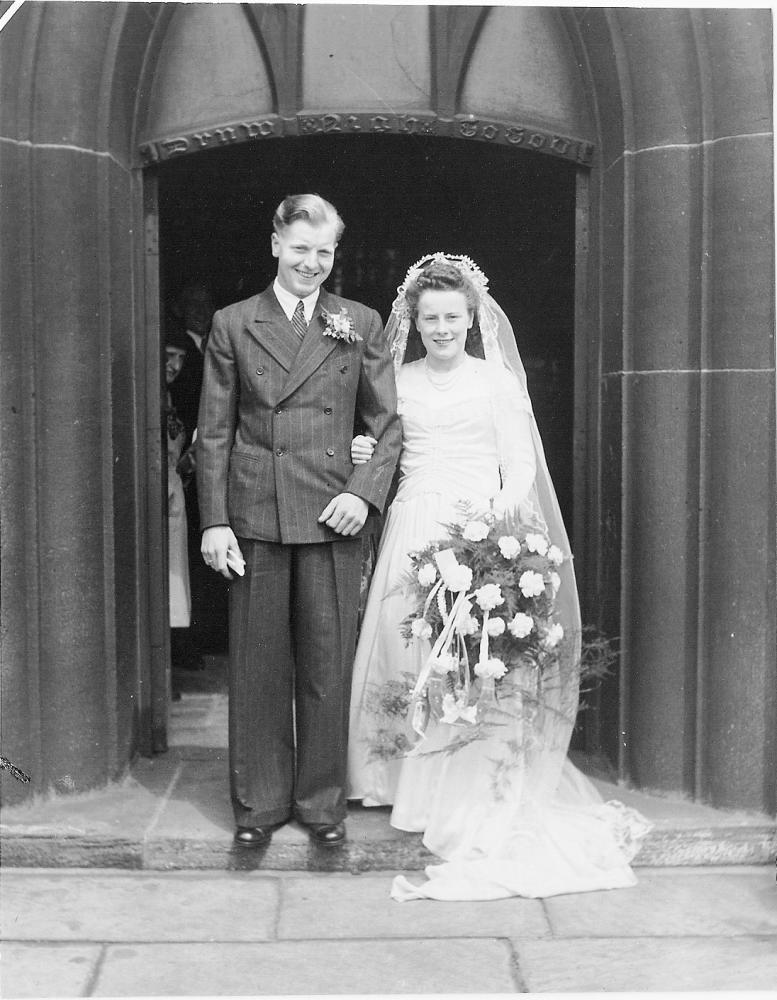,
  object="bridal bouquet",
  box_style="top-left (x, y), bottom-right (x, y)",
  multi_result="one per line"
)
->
top-left (396, 508), bottom-right (572, 744)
